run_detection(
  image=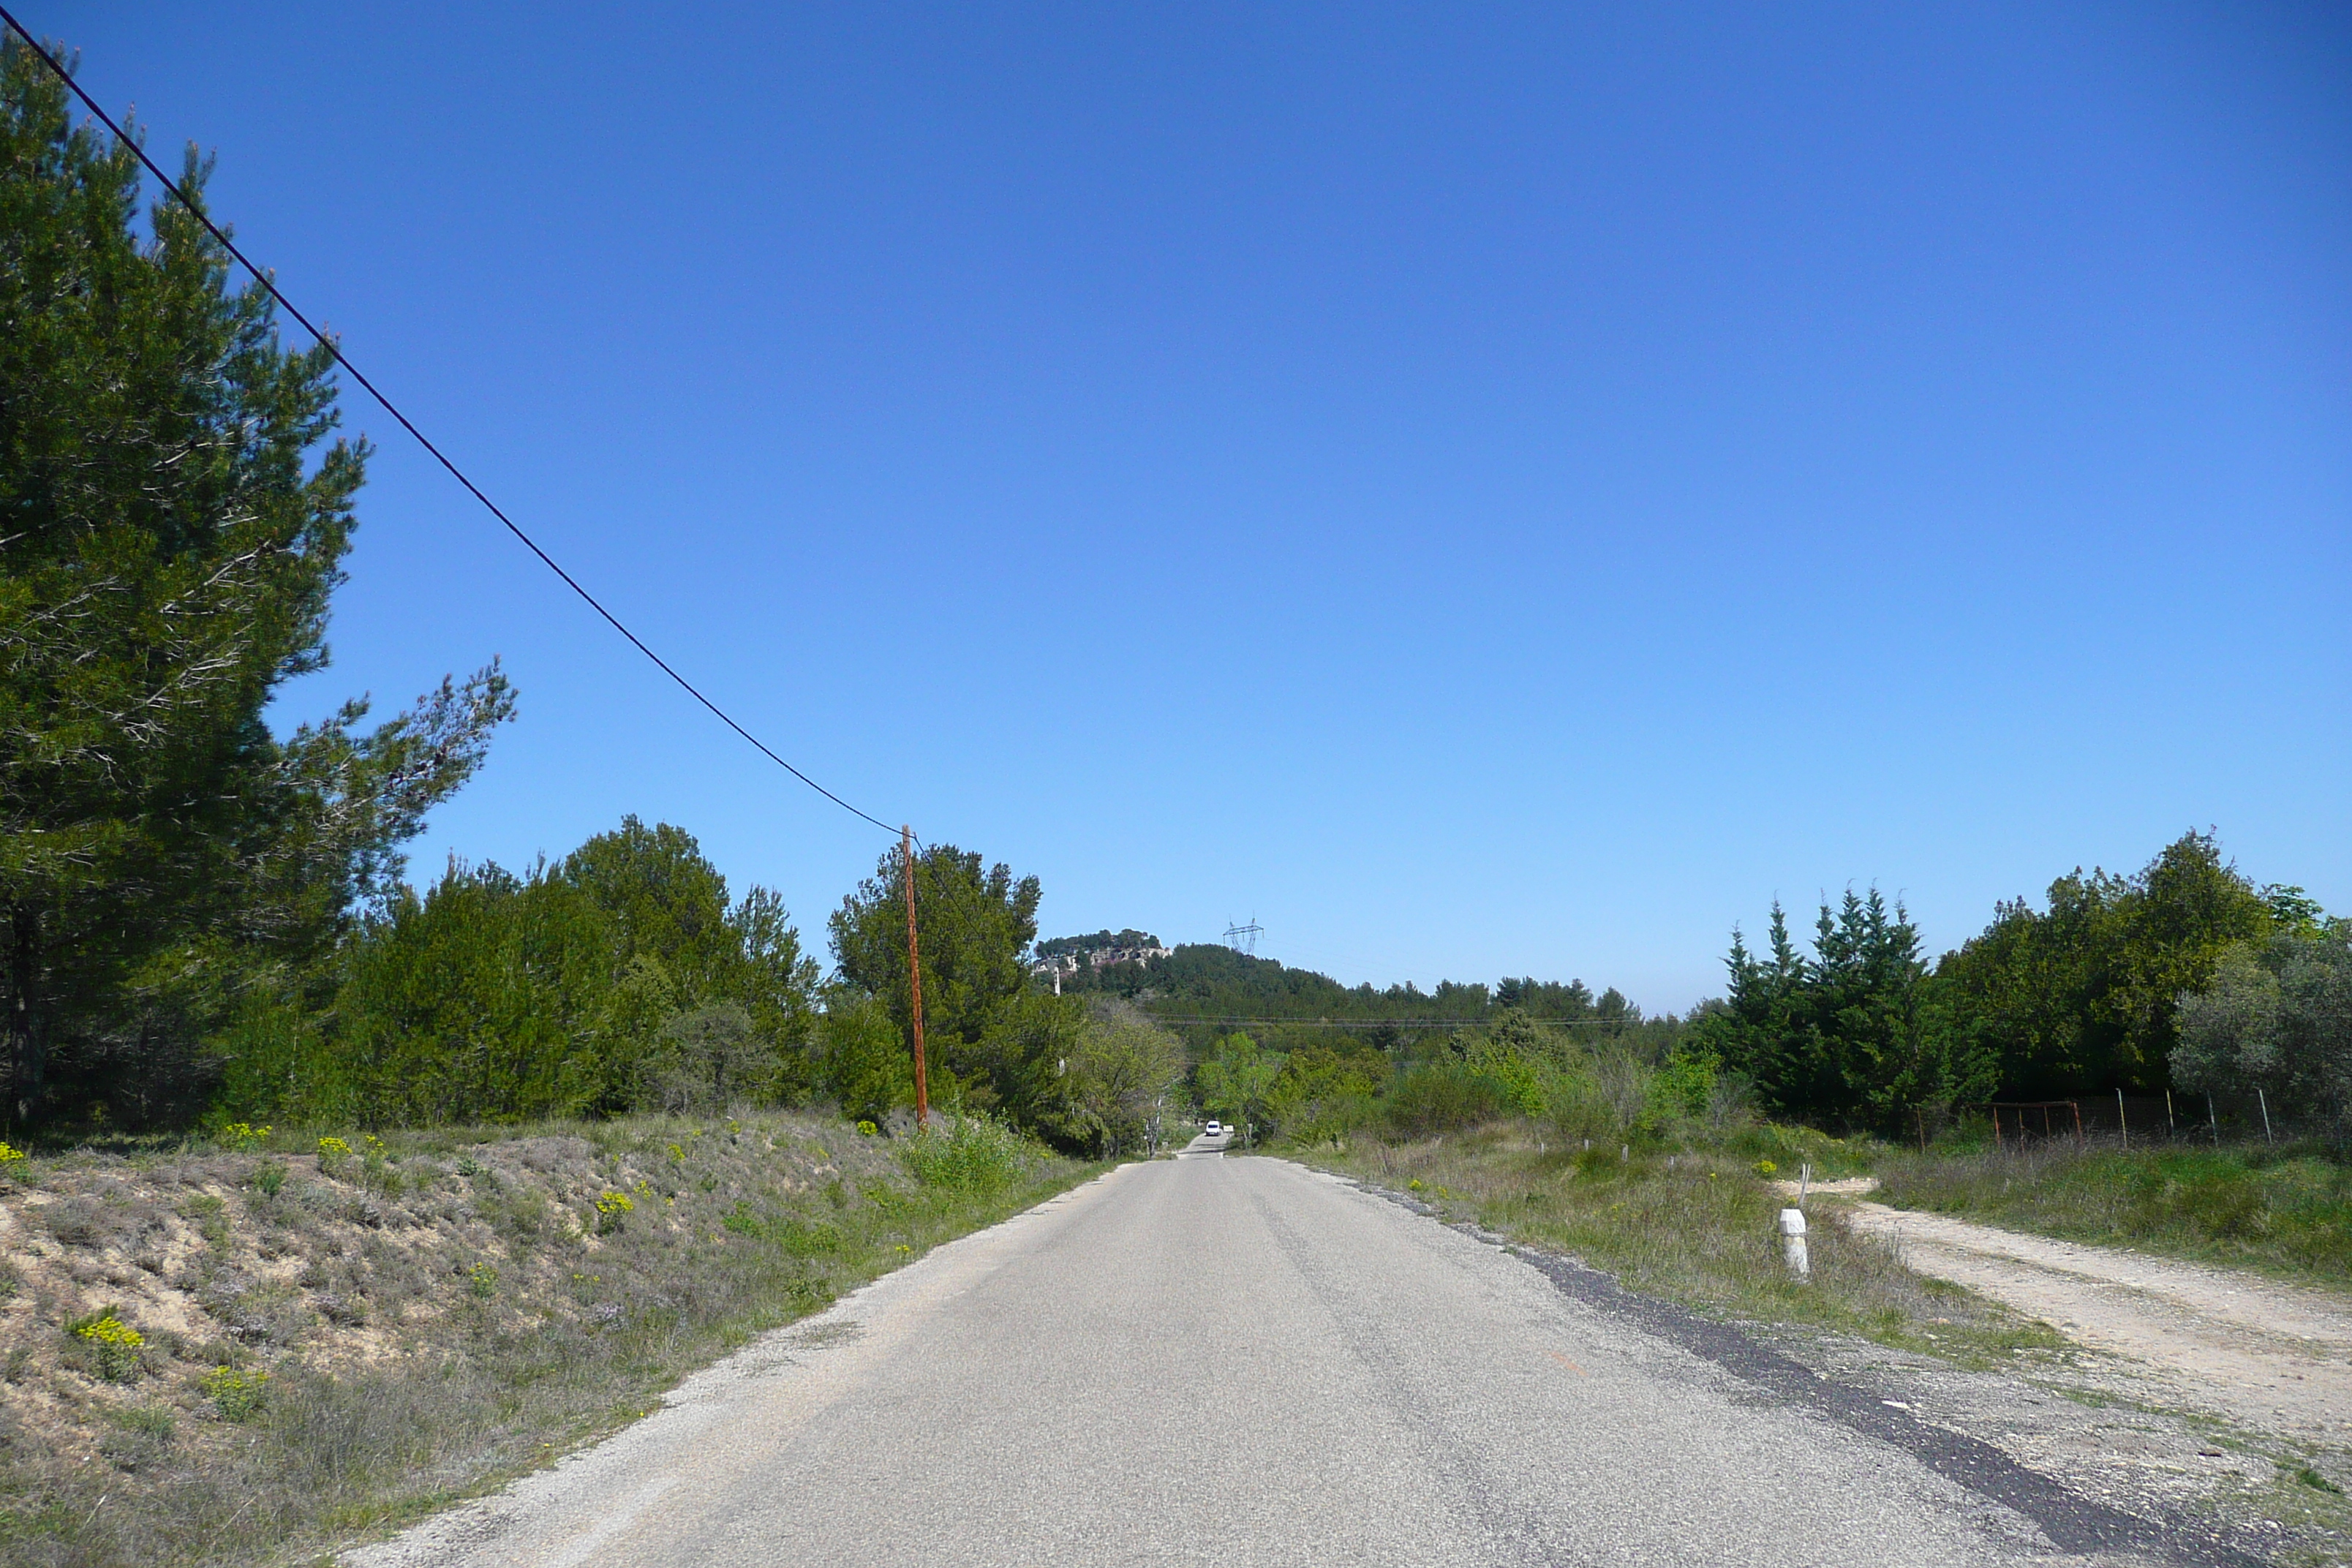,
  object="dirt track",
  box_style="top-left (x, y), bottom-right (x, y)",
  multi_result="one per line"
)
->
top-left (1836, 1199), bottom-right (2352, 1443)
